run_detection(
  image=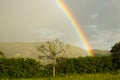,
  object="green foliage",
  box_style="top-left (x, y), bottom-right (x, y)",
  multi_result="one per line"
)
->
top-left (0, 58), bottom-right (49, 78)
top-left (0, 56), bottom-right (118, 78)
top-left (110, 42), bottom-right (120, 54)
top-left (110, 42), bottom-right (120, 70)
top-left (55, 56), bottom-right (115, 74)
